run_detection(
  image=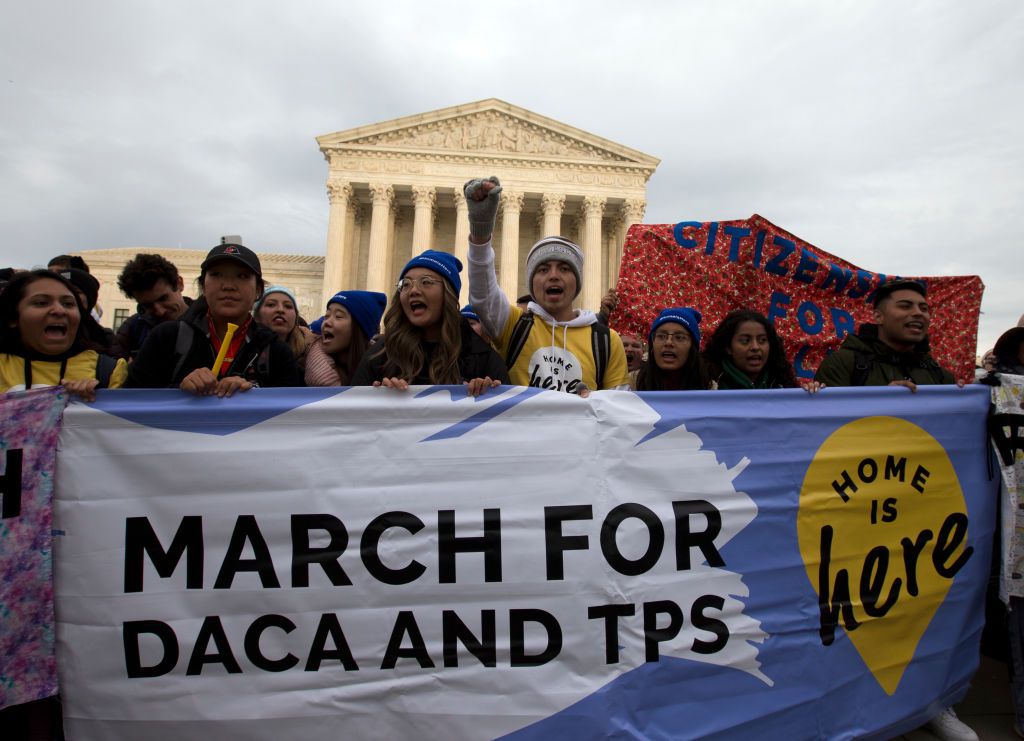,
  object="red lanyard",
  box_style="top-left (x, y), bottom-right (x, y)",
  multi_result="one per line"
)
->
top-left (207, 315), bottom-right (250, 377)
